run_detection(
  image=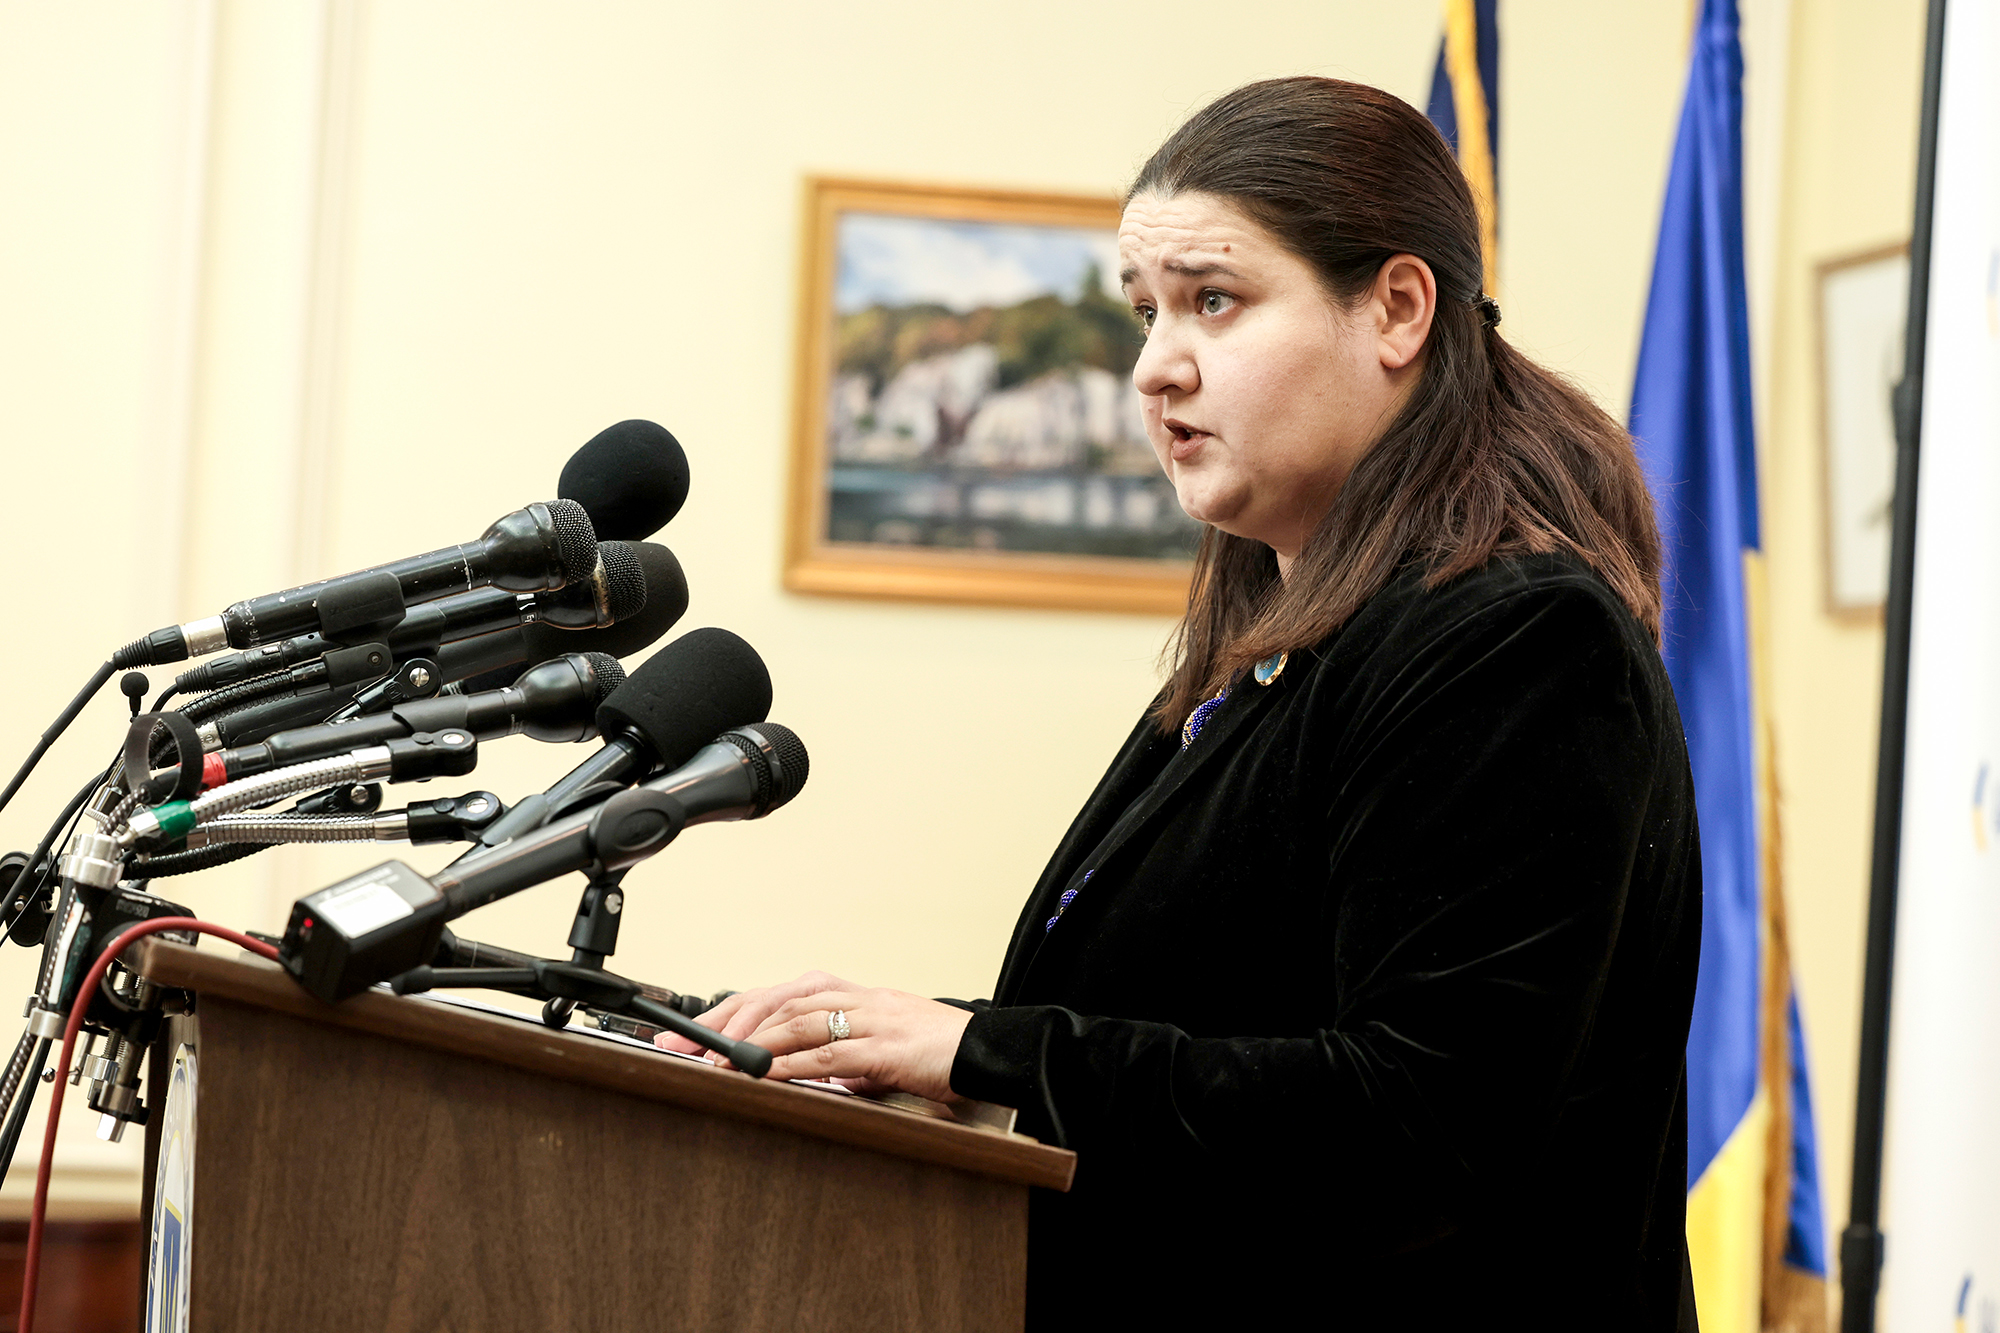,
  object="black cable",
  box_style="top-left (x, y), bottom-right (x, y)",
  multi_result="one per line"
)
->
top-left (0, 758), bottom-right (118, 1181)
top-left (196, 679), bottom-right (363, 748)
top-left (0, 1037), bottom-right (50, 1183)
top-left (129, 843), bottom-right (265, 878)
top-left (0, 1030), bottom-right (35, 1169)
top-left (0, 768), bottom-right (109, 937)
top-left (0, 662), bottom-right (116, 819)
top-left (34, 859), bottom-right (89, 1006)
top-left (104, 790), bottom-right (143, 829)
top-left (178, 670), bottom-right (294, 725)
top-left (136, 670), bottom-right (306, 776)
top-left (147, 688), bottom-right (179, 714)
top-left (40, 774), bottom-right (112, 927)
